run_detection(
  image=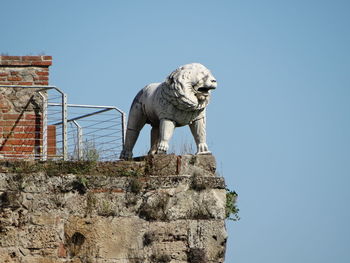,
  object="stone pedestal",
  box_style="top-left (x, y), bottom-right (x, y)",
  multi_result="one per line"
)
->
top-left (0, 154), bottom-right (227, 263)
